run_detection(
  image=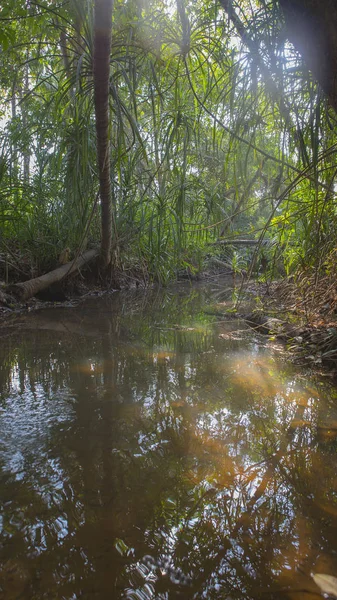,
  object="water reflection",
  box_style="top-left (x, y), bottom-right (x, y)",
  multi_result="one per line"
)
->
top-left (1, 286), bottom-right (337, 599)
